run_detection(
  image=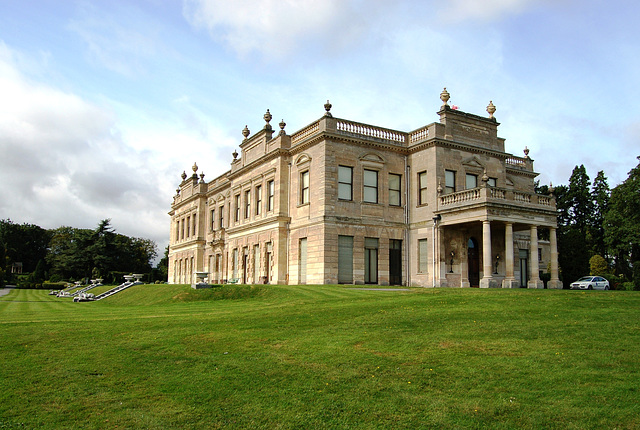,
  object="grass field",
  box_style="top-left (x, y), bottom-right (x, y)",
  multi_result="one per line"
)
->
top-left (1, 284), bottom-right (638, 429)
